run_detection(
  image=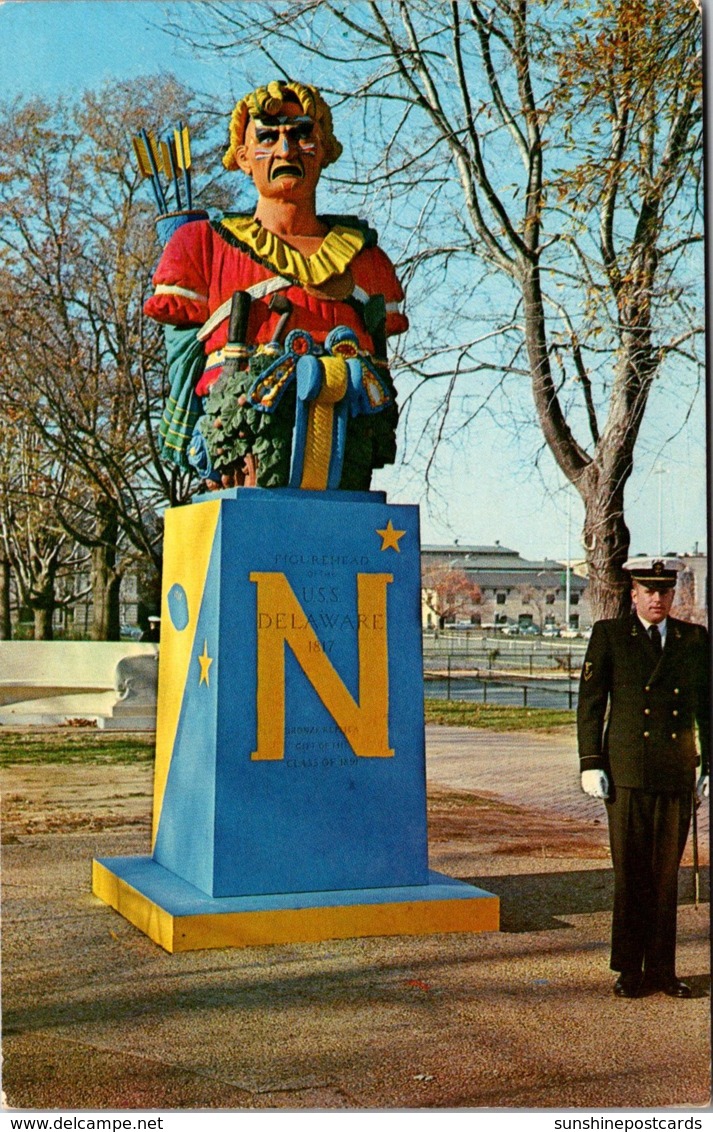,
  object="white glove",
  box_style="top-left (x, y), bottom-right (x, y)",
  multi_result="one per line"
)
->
top-left (696, 774), bottom-right (709, 804)
top-left (581, 769), bottom-right (610, 800)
